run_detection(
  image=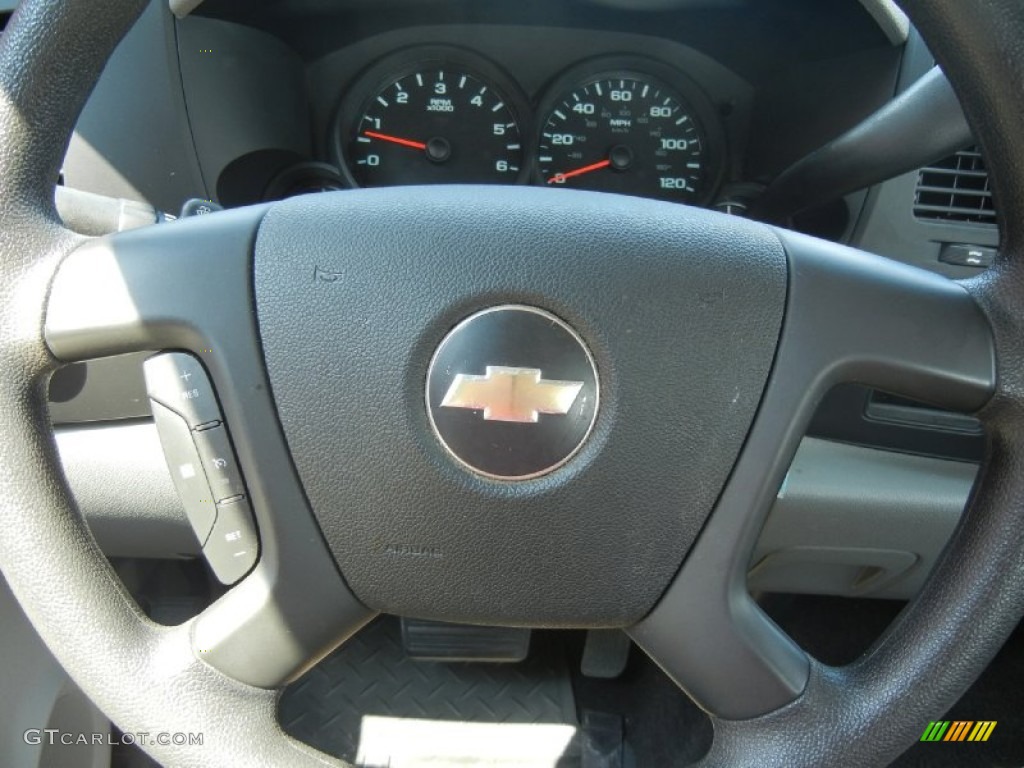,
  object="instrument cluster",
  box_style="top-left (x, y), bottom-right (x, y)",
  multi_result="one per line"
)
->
top-left (330, 47), bottom-right (725, 206)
